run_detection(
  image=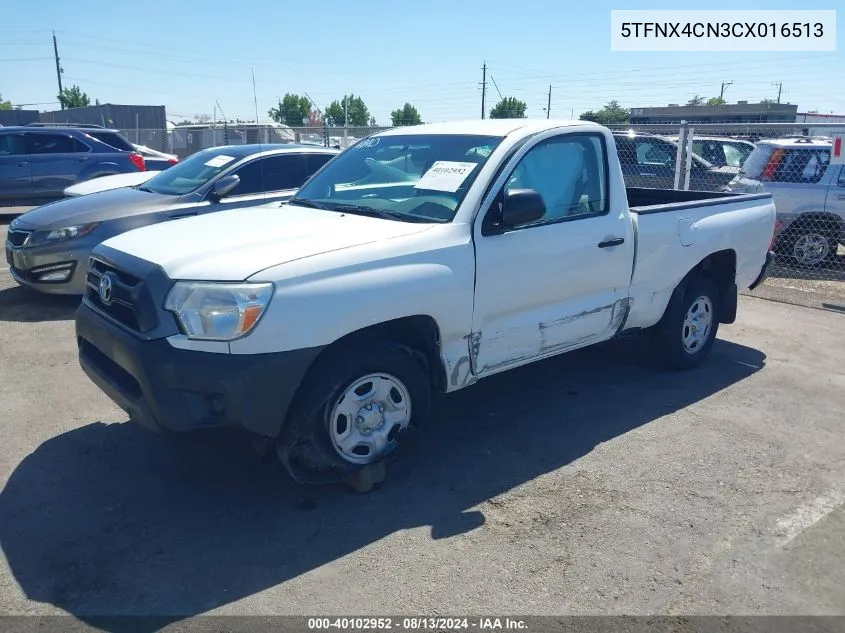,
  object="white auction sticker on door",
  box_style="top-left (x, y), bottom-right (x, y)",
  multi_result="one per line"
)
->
top-left (204, 154), bottom-right (236, 168)
top-left (414, 161), bottom-right (478, 192)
